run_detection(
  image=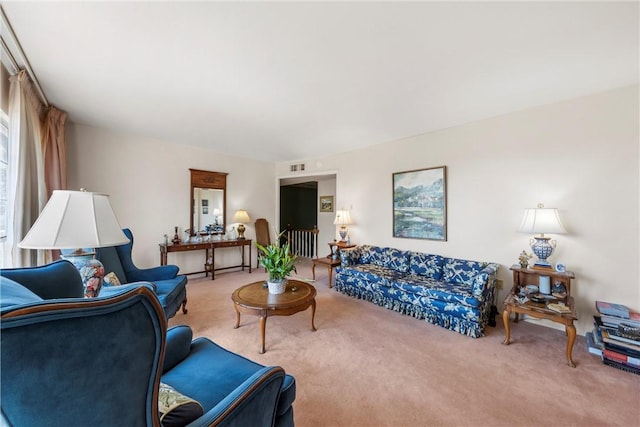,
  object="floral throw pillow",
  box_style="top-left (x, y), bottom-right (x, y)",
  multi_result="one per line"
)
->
top-left (102, 272), bottom-right (122, 286)
top-left (158, 382), bottom-right (204, 427)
